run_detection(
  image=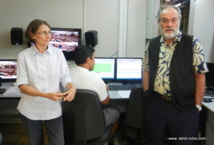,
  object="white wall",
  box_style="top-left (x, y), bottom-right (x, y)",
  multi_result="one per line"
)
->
top-left (146, 0), bottom-right (160, 39)
top-left (0, 0), bottom-right (84, 59)
top-left (0, 0), bottom-right (147, 59)
top-left (84, 0), bottom-right (120, 57)
top-left (0, 0), bottom-right (213, 62)
top-left (126, 0), bottom-right (147, 57)
top-left (192, 0), bottom-right (214, 63)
